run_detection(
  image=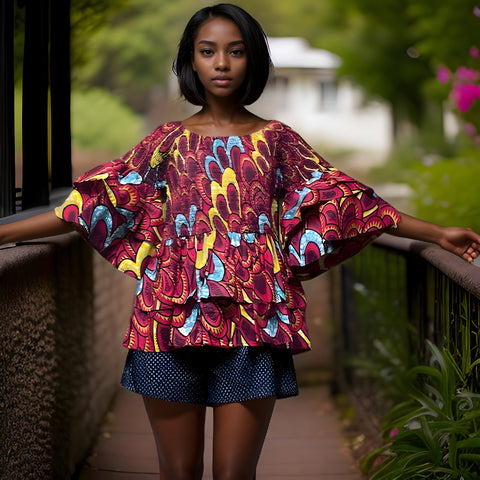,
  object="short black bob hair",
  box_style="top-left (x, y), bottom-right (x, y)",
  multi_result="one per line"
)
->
top-left (173, 3), bottom-right (272, 106)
